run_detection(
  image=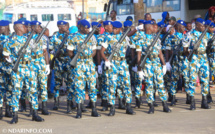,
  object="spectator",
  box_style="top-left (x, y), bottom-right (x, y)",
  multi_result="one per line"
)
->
top-left (162, 11), bottom-right (170, 24)
top-left (110, 10), bottom-right (118, 21)
top-left (169, 16), bottom-right (176, 25)
top-left (145, 13), bottom-right (152, 21)
top-left (151, 19), bottom-right (156, 24)
top-left (186, 22), bottom-right (192, 32)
